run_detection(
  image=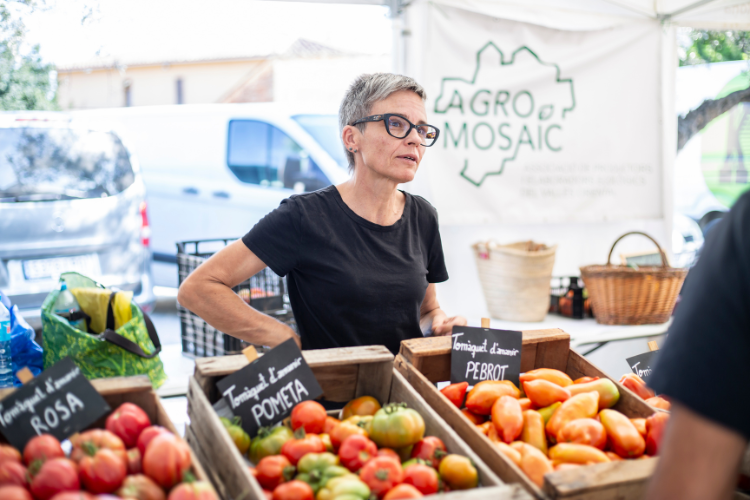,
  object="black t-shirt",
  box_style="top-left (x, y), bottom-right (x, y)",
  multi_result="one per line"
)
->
top-left (242, 185), bottom-right (449, 354)
top-left (650, 190), bottom-right (750, 439)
